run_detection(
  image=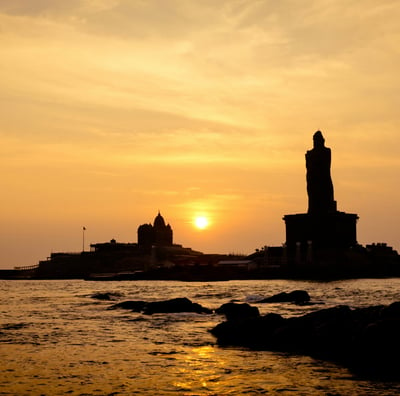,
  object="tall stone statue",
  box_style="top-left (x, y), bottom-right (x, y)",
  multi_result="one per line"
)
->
top-left (306, 131), bottom-right (336, 214)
